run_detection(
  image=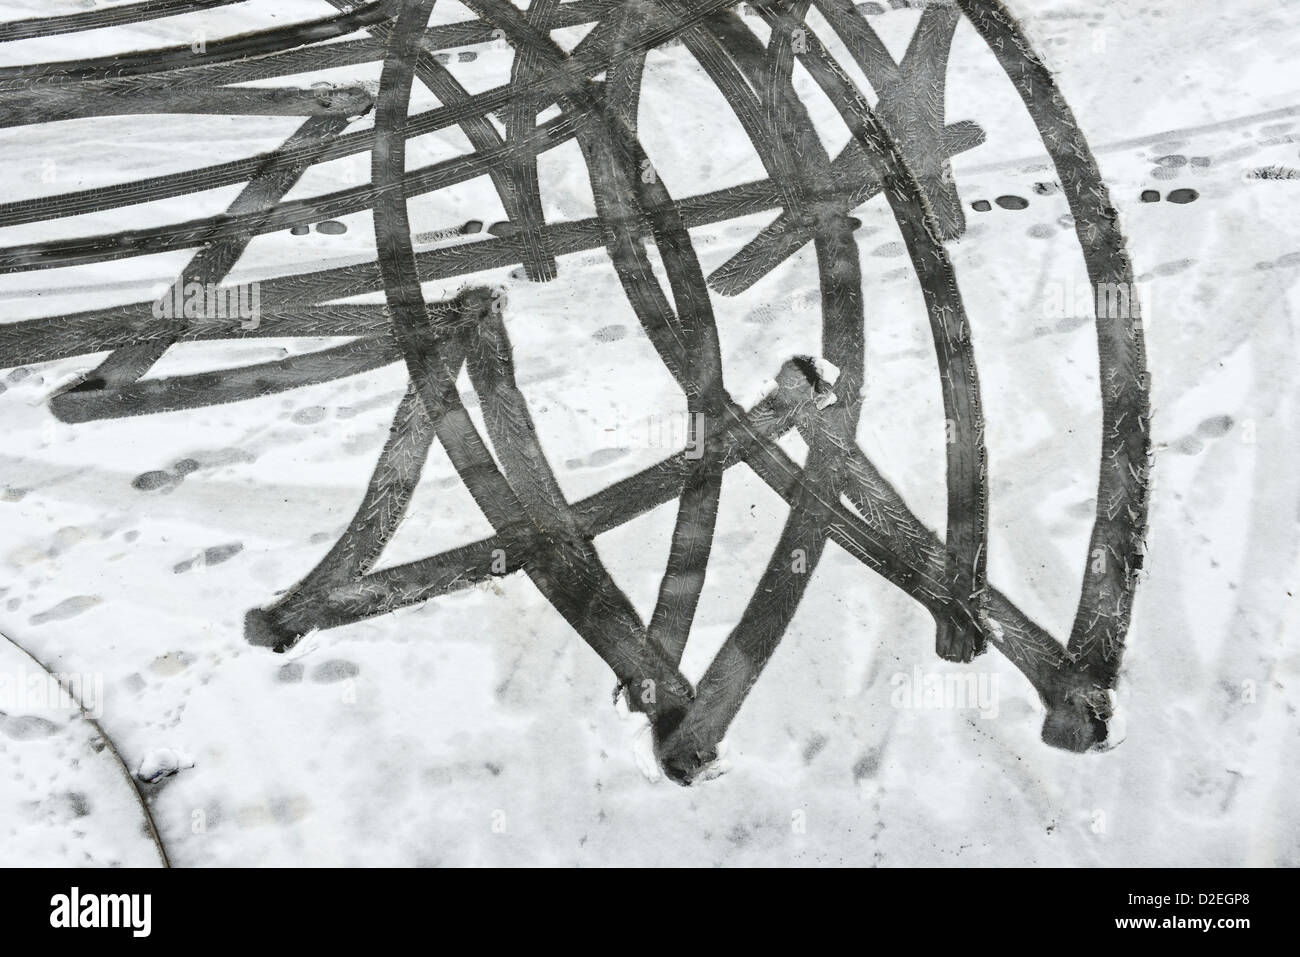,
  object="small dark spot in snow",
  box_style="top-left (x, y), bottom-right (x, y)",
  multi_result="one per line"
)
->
top-left (132, 470), bottom-right (176, 492)
top-left (66, 792), bottom-right (91, 818)
top-left (586, 448), bottom-right (628, 468)
top-left (204, 542), bottom-right (244, 566)
top-left (2, 715), bottom-right (61, 739)
top-left (803, 733), bottom-right (828, 764)
top-left (29, 595), bottom-right (101, 625)
top-left (1197, 415), bottom-right (1233, 438)
top-left (310, 660), bottom-right (359, 683)
top-left (853, 749), bottom-right (881, 781)
top-left (277, 662), bottom-right (305, 684)
top-left (291, 405), bottom-right (326, 426)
